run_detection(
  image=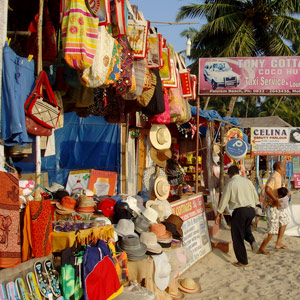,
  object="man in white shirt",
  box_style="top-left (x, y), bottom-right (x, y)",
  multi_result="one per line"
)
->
top-left (215, 165), bottom-right (259, 267)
